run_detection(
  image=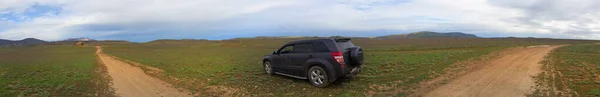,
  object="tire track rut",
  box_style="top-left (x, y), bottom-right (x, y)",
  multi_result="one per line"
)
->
top-left (424, 45), bottom-right (563, 97)
top-left (96, 46), bottom-right (191, 97)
